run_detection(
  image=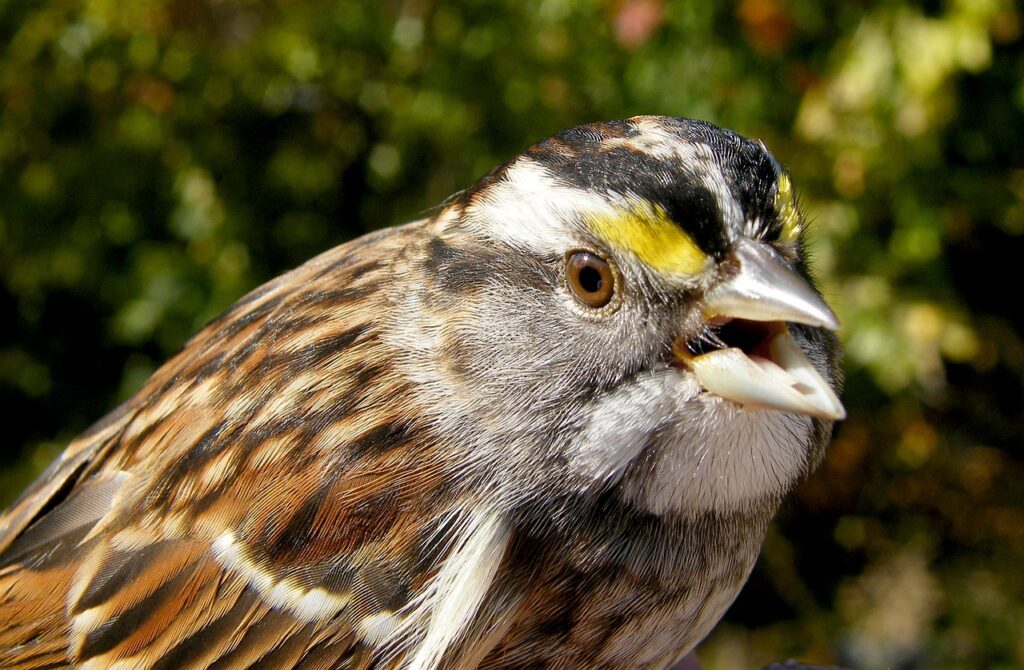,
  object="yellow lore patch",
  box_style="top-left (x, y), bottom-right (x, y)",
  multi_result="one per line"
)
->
top-left (586, 201), bottom-right (708, 276)
top-left (775, 174), bottom-right (801, 242)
